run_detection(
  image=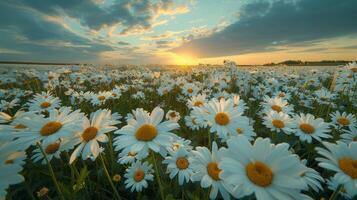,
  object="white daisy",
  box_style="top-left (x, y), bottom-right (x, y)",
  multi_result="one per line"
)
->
top-left (124, 161), bottom-right (154, 192)
top-left (340, 126), bottom-right (357, 144)
top-left (162, 147), bottom-right (193, 185)
top-left (292, 113), bottom-right (331, 143)
top-left (0, 144), bottom-right (26, 200)
top-left (27, 92), bottom-right (61, 113)
top-left (70, 109), bottom-right (119, 163)
top-left (118, 149), bottom-right (148, 165)
top-left (32, 137), bottom-right (77, 164)
top-left (225, 116), bottom-right (256, 142)
top-left (191, 142), bottom-right (232, 200)
top-left (165, 110), bottom-right (180, 122)
top-left (11, 107), bottom-right (84, 151)
top-left (261, 96), bottom-right (294, 115)
top-left (220, 136), bottom-right (309, 200)
top-left (316, 141), bottom-right (357, 197)
top-left (114, 107), bottom-right (179, 158)
top-left (202, 98), bottom-right (244, 139)
top-left (330, 111), bottom-right (356, 130)
top-left (263, 111), bottom-right (294, 135)
top-left (187, 94), bottom-right (207, 109)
